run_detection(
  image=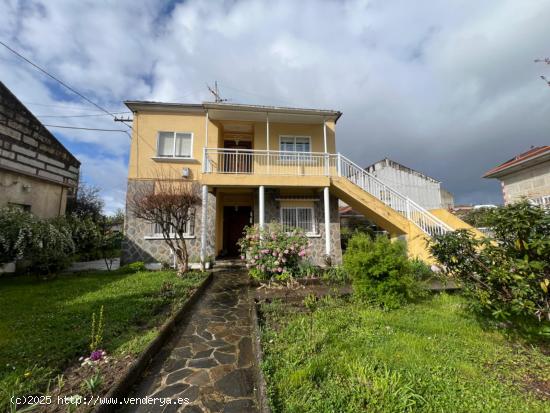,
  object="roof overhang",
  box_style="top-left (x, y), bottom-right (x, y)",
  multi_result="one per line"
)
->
top-left (124, 101), bottom-right (342, 123)
top-left (483, 150), bottom-right (550, 179)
